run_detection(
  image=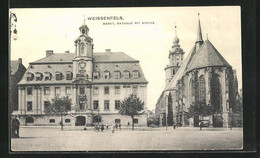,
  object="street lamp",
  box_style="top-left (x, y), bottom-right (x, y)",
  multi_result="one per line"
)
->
top-left (97, 107), bottom-right (100, 125)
